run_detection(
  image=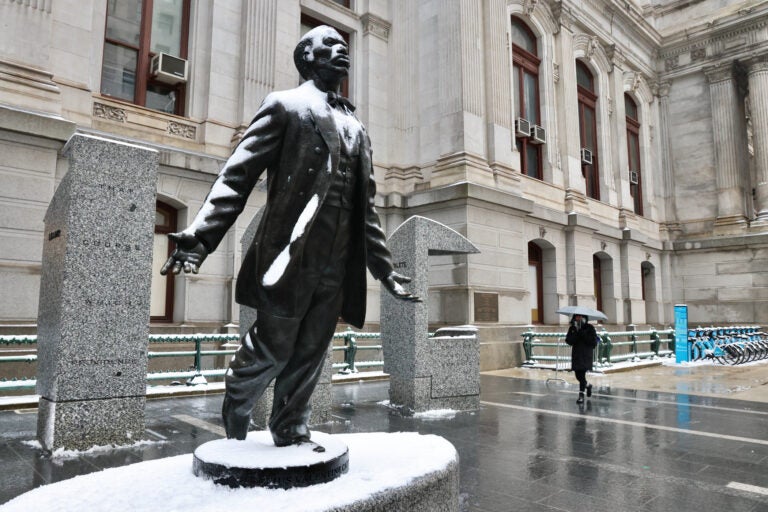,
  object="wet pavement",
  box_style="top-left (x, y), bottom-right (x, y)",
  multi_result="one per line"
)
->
top-left (1, 367), bottom-right (767, 511)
